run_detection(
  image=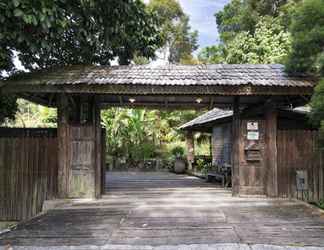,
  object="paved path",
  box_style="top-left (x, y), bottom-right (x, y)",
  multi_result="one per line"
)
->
top-left (1, 172), bottom-right (324, 249)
